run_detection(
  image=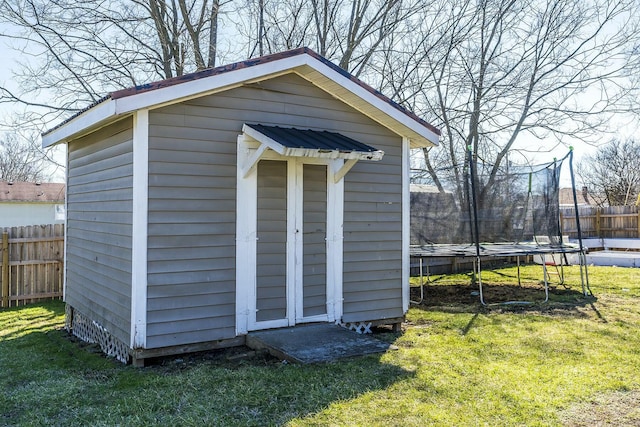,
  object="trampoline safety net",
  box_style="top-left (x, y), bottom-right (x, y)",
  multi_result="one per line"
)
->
top-left (411, 152), bottom-right (568, 246)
